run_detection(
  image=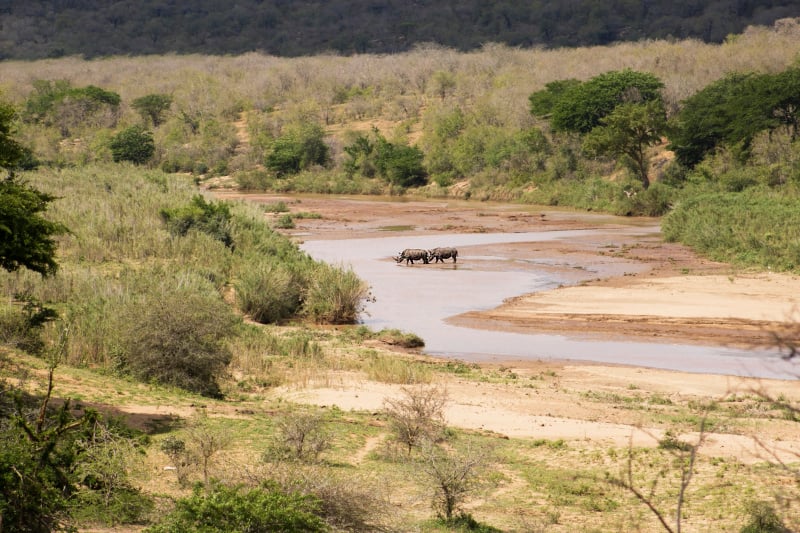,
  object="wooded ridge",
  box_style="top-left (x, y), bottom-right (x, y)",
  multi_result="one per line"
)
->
top-left (2, 0), bottom-right (800, 59)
